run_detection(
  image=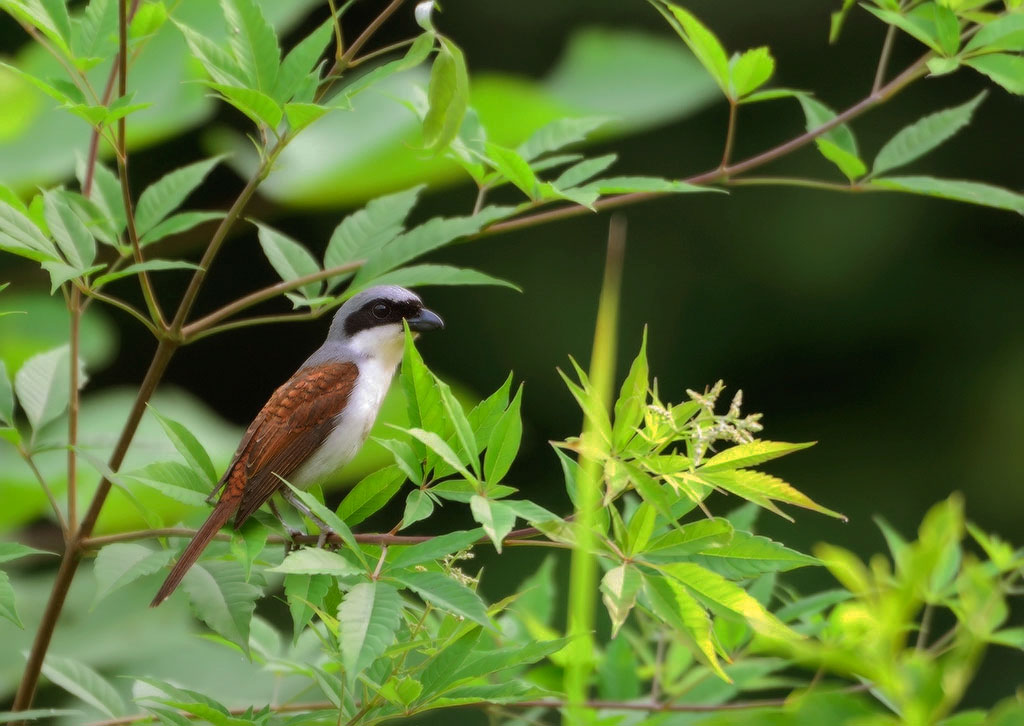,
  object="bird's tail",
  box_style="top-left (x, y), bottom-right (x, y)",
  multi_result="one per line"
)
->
top-left (150, 499), bottom-right (235, 607)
